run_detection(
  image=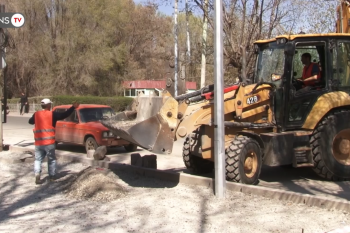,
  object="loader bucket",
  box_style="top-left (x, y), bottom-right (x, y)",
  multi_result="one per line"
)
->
top-left (112, 111), bottom-right (137, 121)
top-left (101, 95), bottom-right (178, 154)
